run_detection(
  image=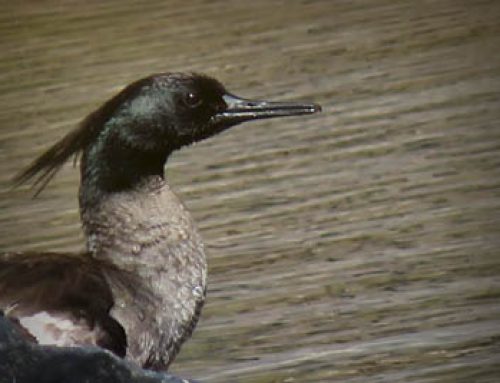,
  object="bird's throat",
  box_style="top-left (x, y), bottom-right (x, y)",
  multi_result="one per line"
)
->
top-left (78, 128), bottom-right (170, 211)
